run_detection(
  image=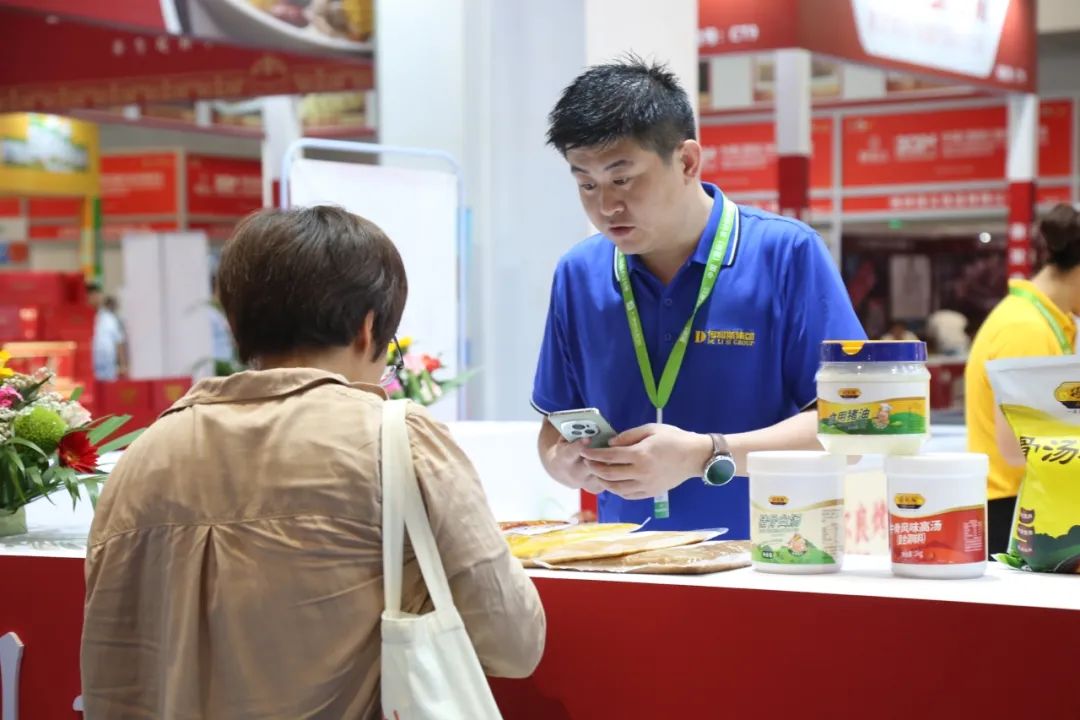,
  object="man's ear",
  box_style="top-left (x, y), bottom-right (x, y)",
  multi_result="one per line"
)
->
top-left (679, 140), bottom-right (704, 182)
